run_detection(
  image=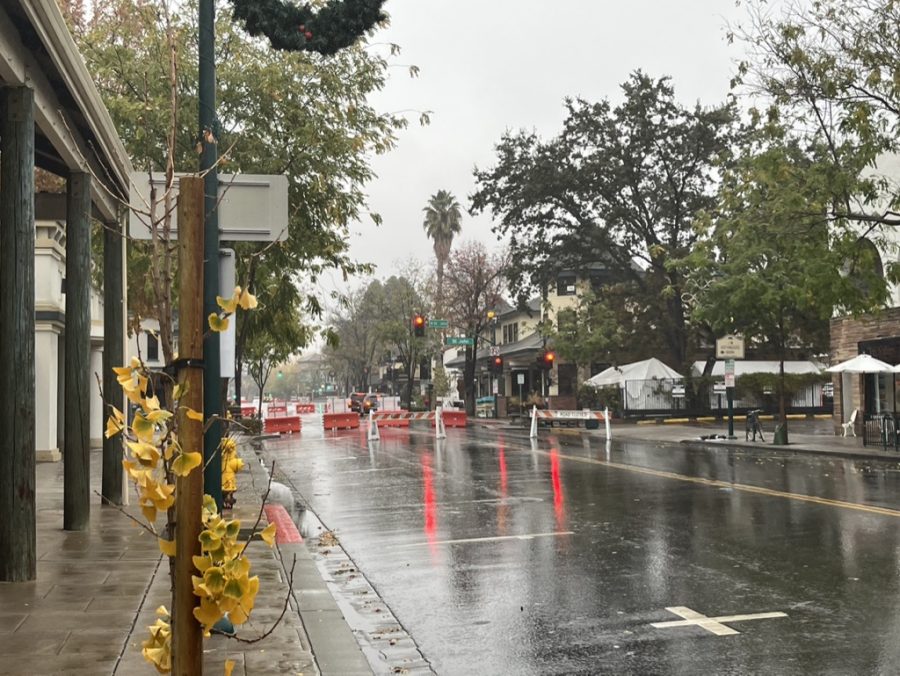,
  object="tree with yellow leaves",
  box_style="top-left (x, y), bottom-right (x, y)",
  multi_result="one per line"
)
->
top-left (107, 286), bottom-right (277, 673)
